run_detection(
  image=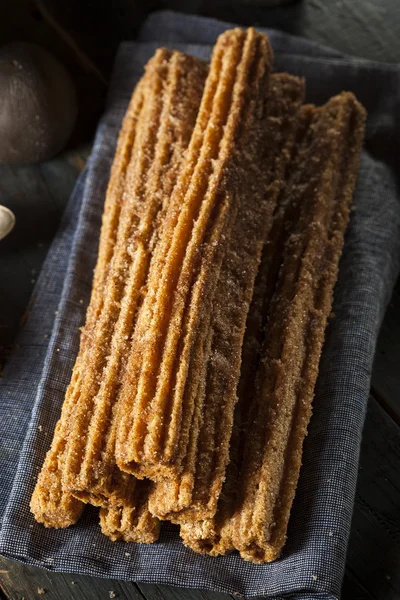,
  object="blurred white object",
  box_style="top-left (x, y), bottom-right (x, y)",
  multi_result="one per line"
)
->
top-left (0, 206), bottom-right (16, 240)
